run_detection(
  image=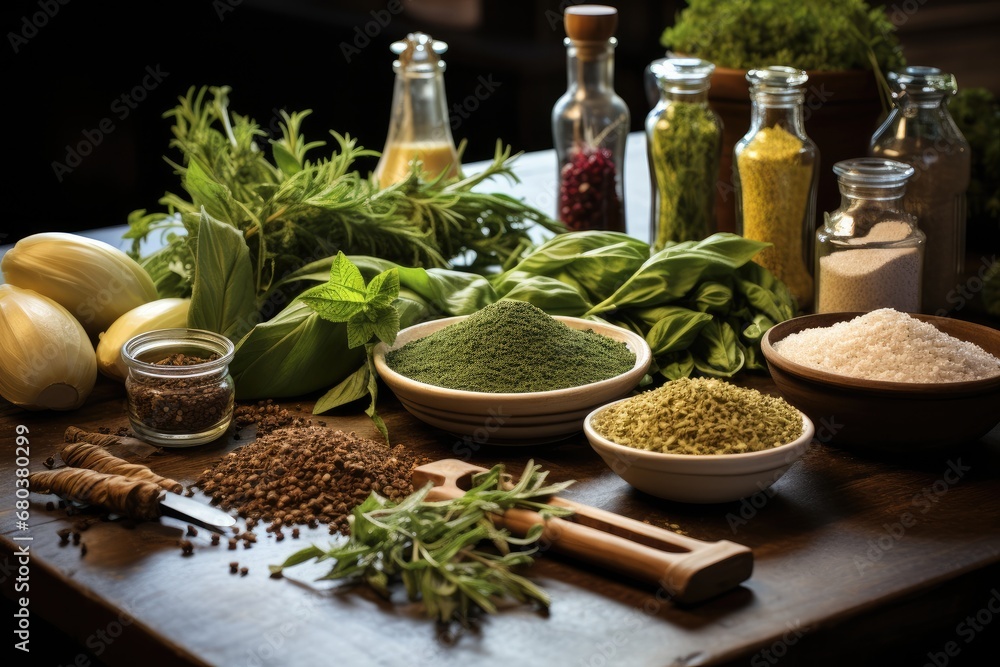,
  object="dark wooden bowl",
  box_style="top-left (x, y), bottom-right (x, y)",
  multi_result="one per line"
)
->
top-left (760, 313), bottom-right (1000, 452)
